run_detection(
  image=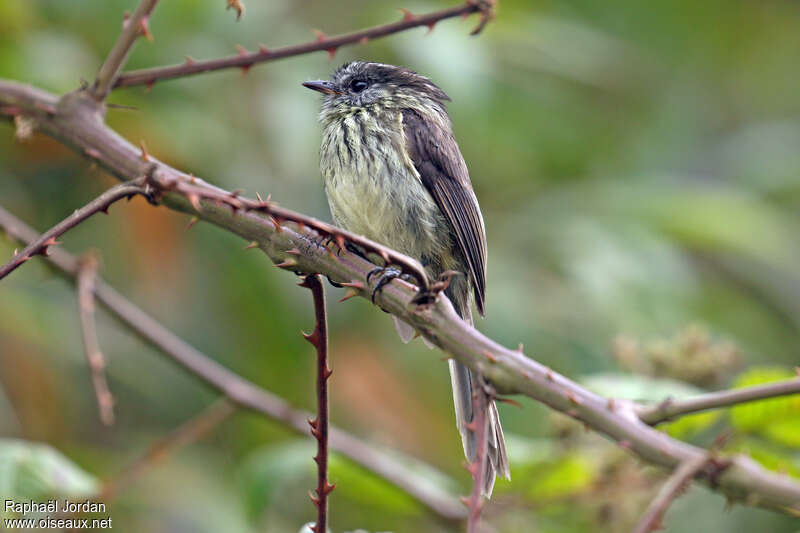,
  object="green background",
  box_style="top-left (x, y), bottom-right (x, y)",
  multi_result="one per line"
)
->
top-left (1, 0), bottom-right (799, 531)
